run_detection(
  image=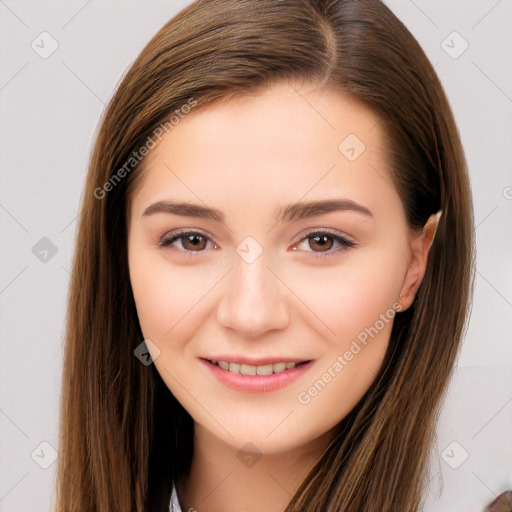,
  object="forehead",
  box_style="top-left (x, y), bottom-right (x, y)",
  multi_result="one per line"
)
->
top-left (129, 83), bottom-right (398, 222)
